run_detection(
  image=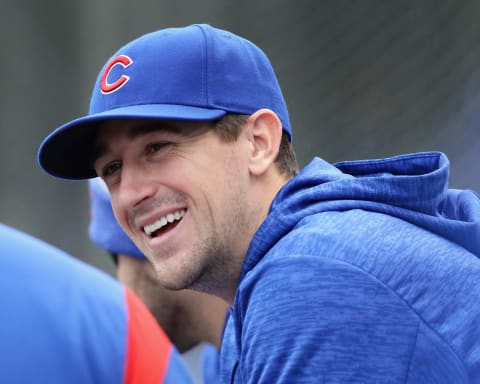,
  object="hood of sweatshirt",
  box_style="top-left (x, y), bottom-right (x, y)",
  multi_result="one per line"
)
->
top-left (241, 151), bottom-right (480, 280)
